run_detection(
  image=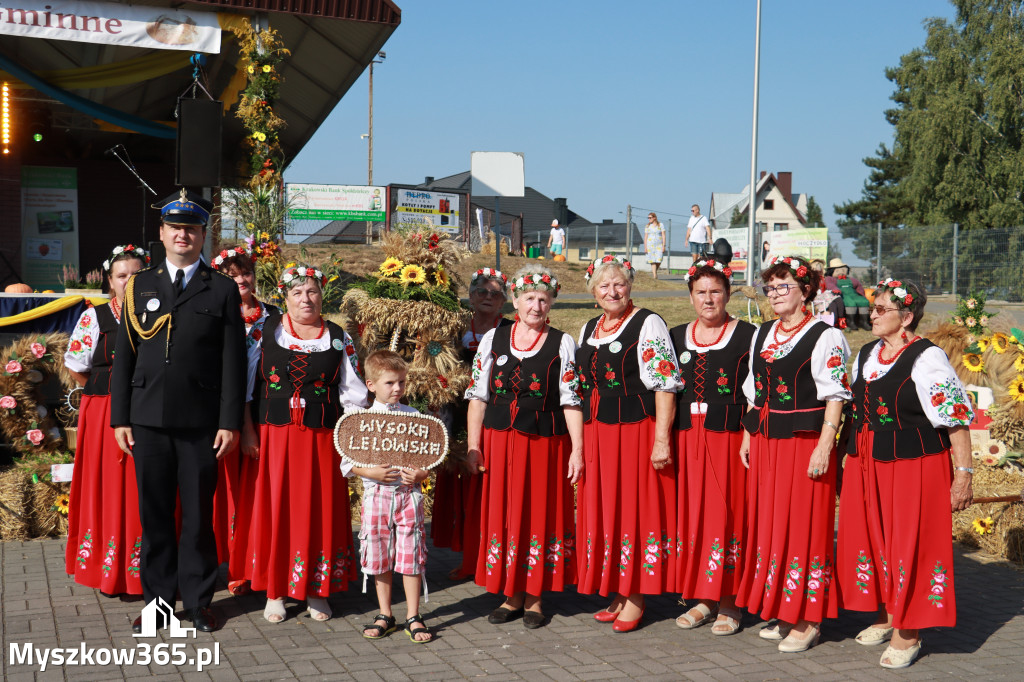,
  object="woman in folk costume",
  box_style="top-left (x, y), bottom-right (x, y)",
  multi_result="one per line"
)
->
top-left (432, 268), bottom-right (511, 580)
top-left (575, 254), bottom-right (683, 633)
top-left (242, 264), bottom-right (369, 623)
top-left (735, 255), bottom-right (851, 653)
top-left (465, 266), bottom-right (583, 629)
top-left (211, 246), bottom-right (278, 595)
top-left (64, 244), bottom-right (150, 595)
top-left (669, 258), bottom-right (755, 635)
top-left (837, 279), bottom-right (973, 669)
